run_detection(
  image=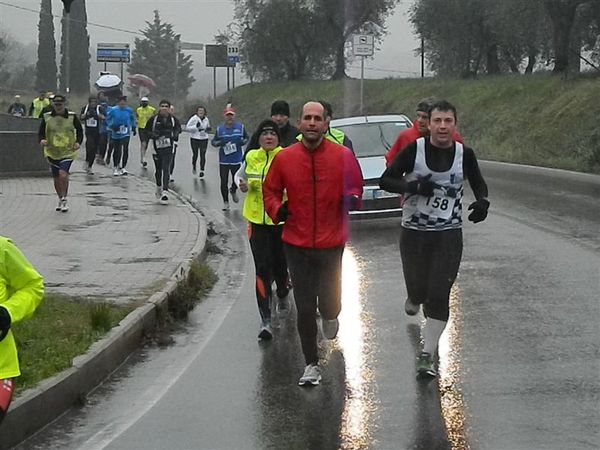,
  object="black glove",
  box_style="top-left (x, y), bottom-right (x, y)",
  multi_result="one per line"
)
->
top-left (132, 128), bottom-right (137, 136)
top-left (468, 198), bottom-right (490, 223)
top-left (0, 306), bottom-right (11, 342)
top-left (406, 174), bottom-right (437, 197)
top-left (276, 202), bottom-right (289, 222)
